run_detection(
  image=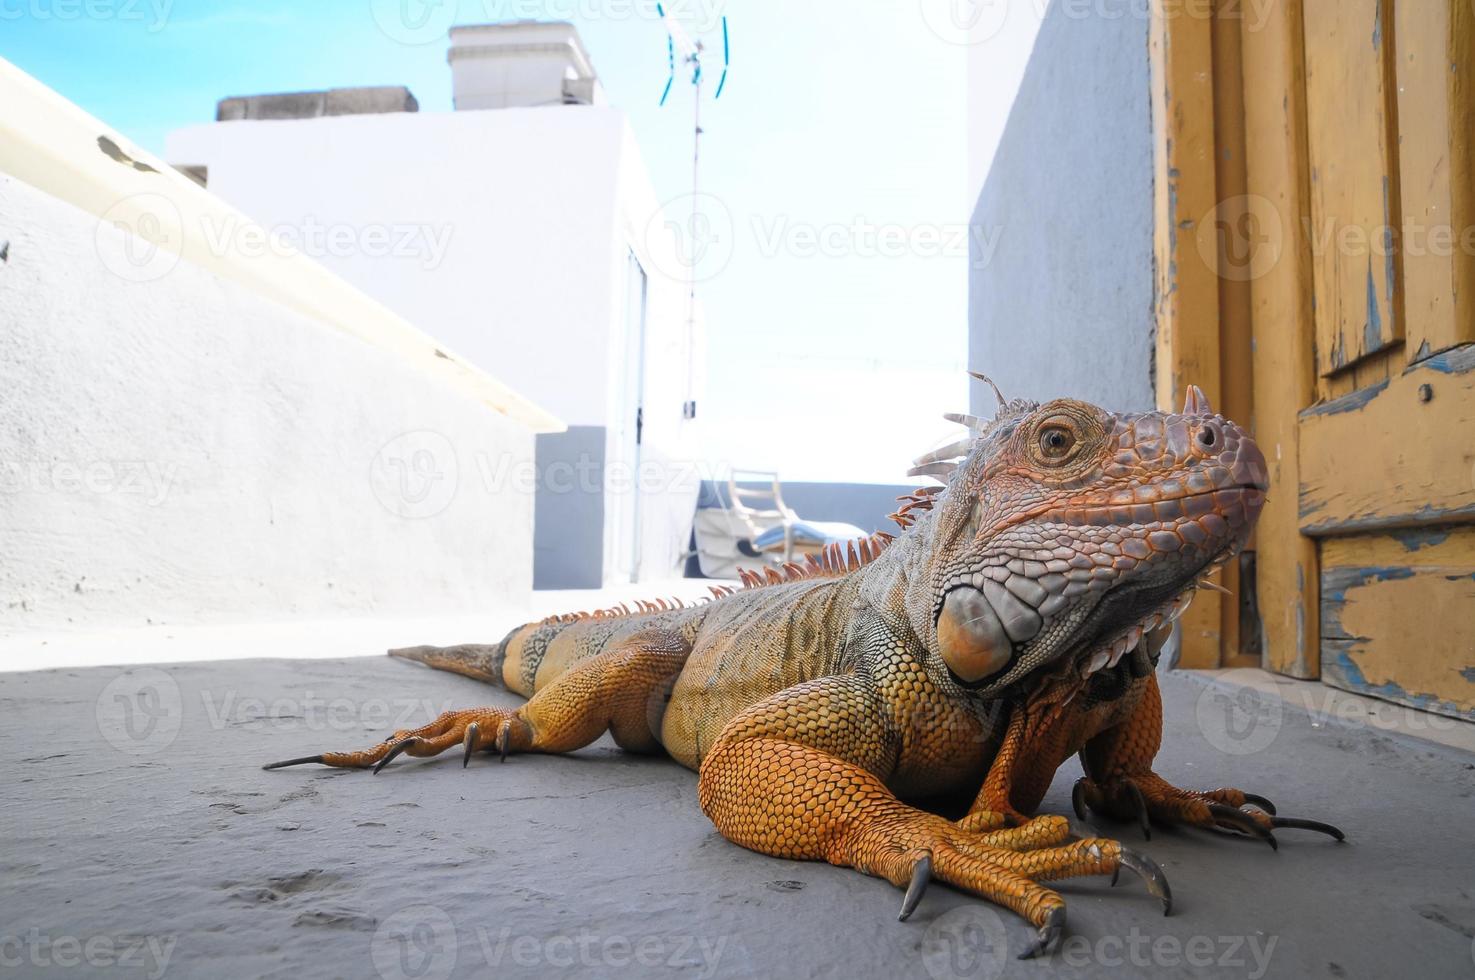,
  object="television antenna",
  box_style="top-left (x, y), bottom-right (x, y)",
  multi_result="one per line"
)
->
top-left (658, 4), bottom-right (728, 421)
